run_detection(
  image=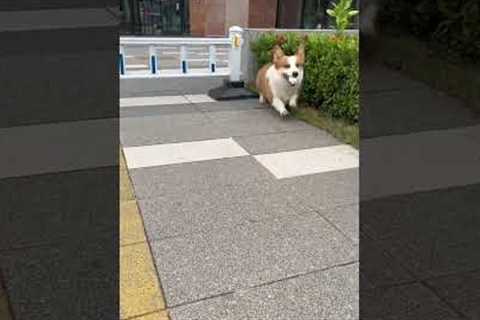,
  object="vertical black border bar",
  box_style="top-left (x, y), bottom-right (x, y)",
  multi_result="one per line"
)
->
top-left (0, 2), bottom-right (119, 320)
top-left (360, 1), bottom-right (480, 319)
